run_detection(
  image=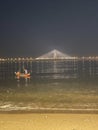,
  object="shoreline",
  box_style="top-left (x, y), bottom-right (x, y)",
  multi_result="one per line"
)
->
top-left (0, 108), bottom-right (98, 114)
